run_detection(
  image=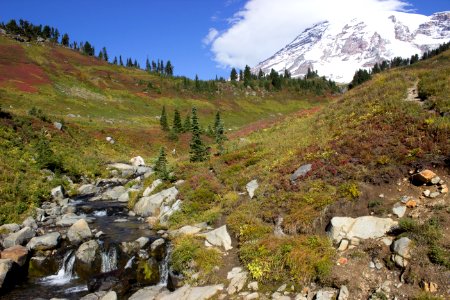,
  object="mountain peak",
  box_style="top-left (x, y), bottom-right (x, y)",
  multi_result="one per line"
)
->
top-left (253, 11), bottom-right (450, 82)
